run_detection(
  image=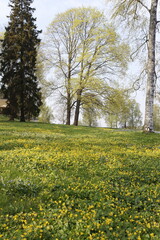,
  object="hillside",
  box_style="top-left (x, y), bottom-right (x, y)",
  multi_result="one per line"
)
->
top-left (0, 120), bottom-right (159, 239)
